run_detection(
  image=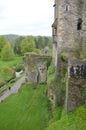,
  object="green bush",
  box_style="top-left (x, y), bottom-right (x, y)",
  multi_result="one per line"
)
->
top-left (1, 43), bottom-right (15, 61)
top-left (2, 66), bottom-right (13, 74)
top-left (0, 79), bottom-right (6, 87)
top-left (48, 63), bottom-right (56, 75)
top-left (0, 66), bottom-right (14, 81)
top-left (61, 50), bottom-right (68, 62)
top-left (15, 63), bottom-right (24, 71)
